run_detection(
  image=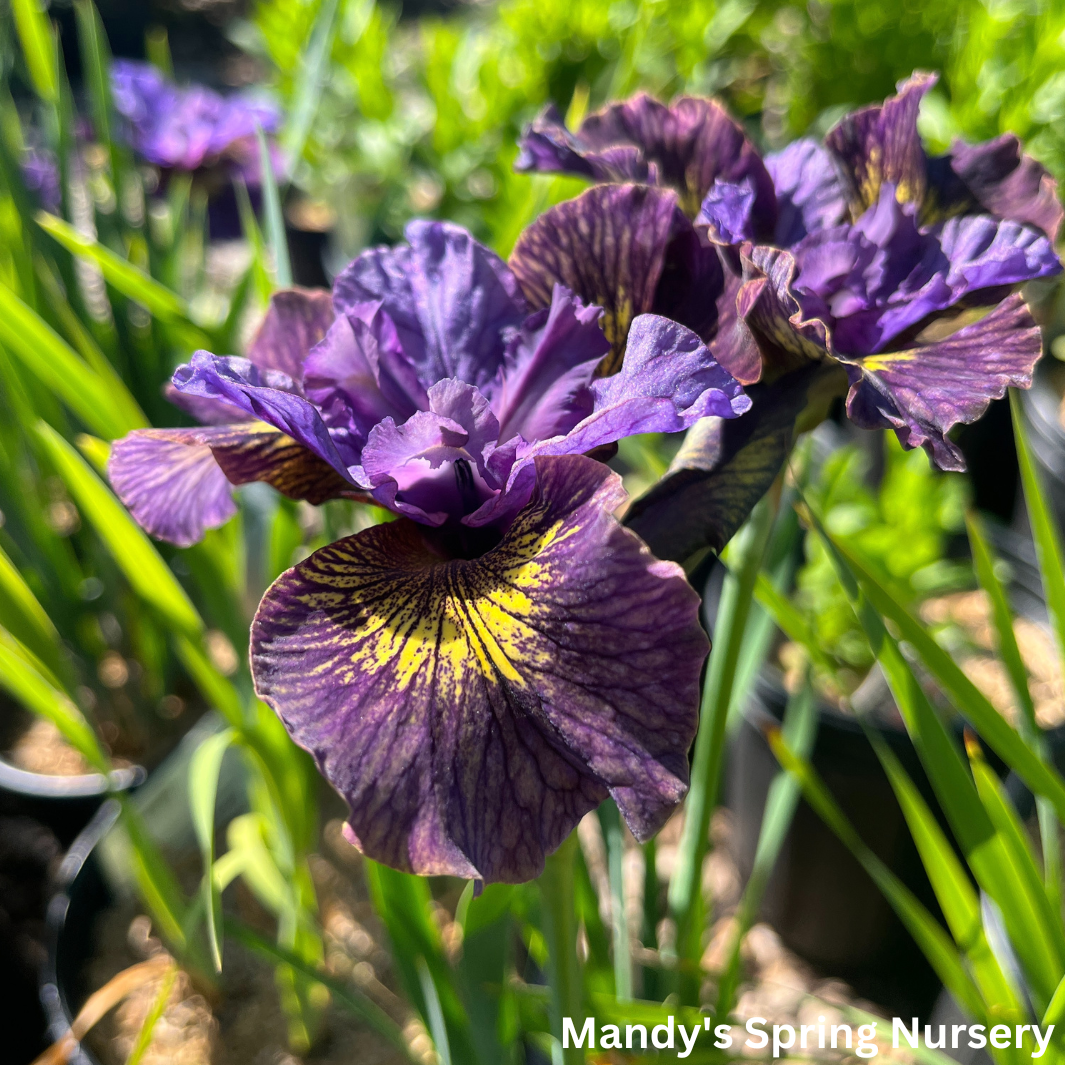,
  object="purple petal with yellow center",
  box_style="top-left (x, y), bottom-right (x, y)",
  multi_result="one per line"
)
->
top-left (109, 423), bottom-right (359, 545)
top-left (508, 184), bottom-right (721, 374)
top-left (250, 454), bottom-right (706, 883)
top-left (841, 293), bottom-right (1043, 470)
top-left (172, 352), bottom-right (361, 477)
top-left (486, 284), bottom-right (607, 444)
top-left (355, 380), bottom-right (502, 525)
top-left (943, 134), bottom-right (1063, 242)
top-left (764, 138), bottom-right (848, 245)
top-left (333, 220), bottom-right (527, 391)
top-left (824, 72), bottom-right (935, 219)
